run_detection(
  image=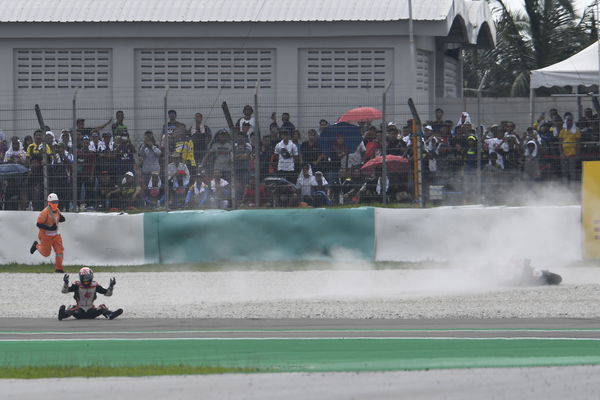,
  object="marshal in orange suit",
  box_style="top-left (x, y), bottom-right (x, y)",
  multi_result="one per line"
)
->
top-left (30, 193), bottom-right (66, 272)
